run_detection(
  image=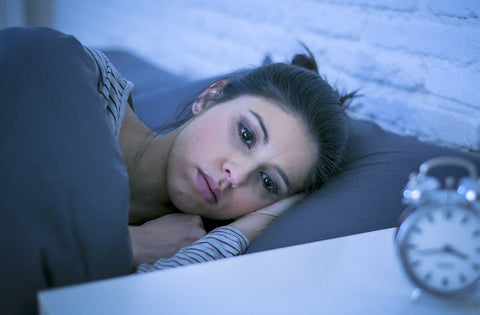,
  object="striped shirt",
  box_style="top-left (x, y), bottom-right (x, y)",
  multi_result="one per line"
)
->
top-left (84, 47), bottom-right (134, 138)
top-left (137, 226), bottom-right (249, 272)
top-left (85, 47), bottom-right (250, 272)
